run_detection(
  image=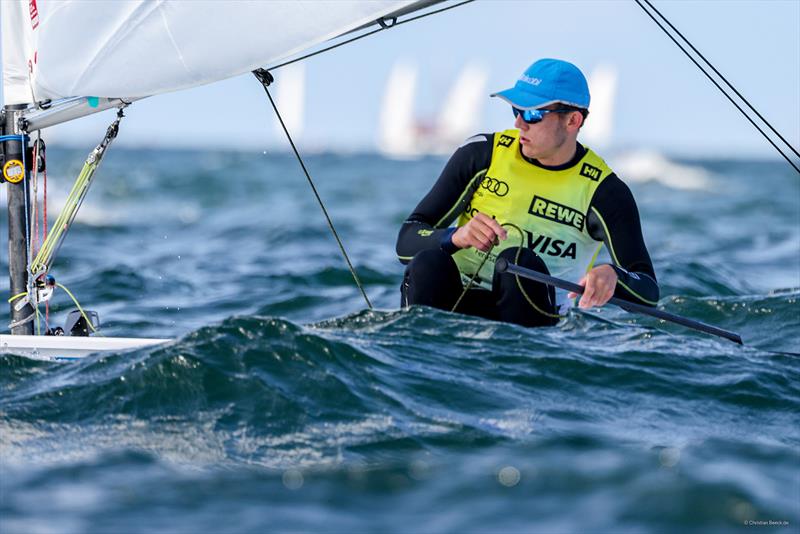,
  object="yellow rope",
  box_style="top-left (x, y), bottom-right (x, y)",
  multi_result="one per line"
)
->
top-left (55, 282), bottom-right (101, 335)
top-left (30, 159), bottom-right (99, 275)
top-left (31, 109), bottom-right (125, 277)
top-left (450, 222), bottom-right (562, 319)
top-left (8, 291), bottom-right (26, 303)
top-left (502, 223), bottom-right (563, 320)
top-left (451, 244), bottom-right (493, 312)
